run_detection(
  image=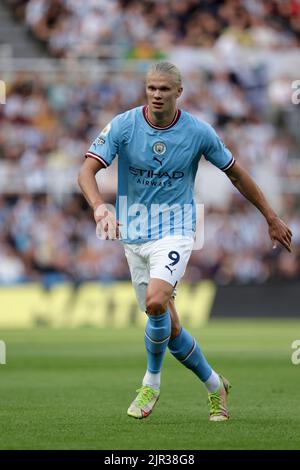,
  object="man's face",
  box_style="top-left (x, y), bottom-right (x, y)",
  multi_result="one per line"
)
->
top-left (146, 73), bottom-right (183, 116)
